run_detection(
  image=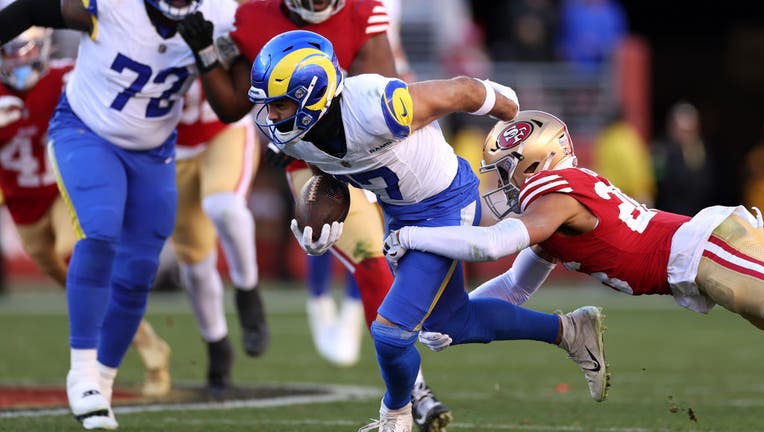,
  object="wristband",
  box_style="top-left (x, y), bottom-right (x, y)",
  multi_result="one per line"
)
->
top-left (195, 45), bottom-right (219, 72)
top-left (469, 79), bottom-right (496, 115)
